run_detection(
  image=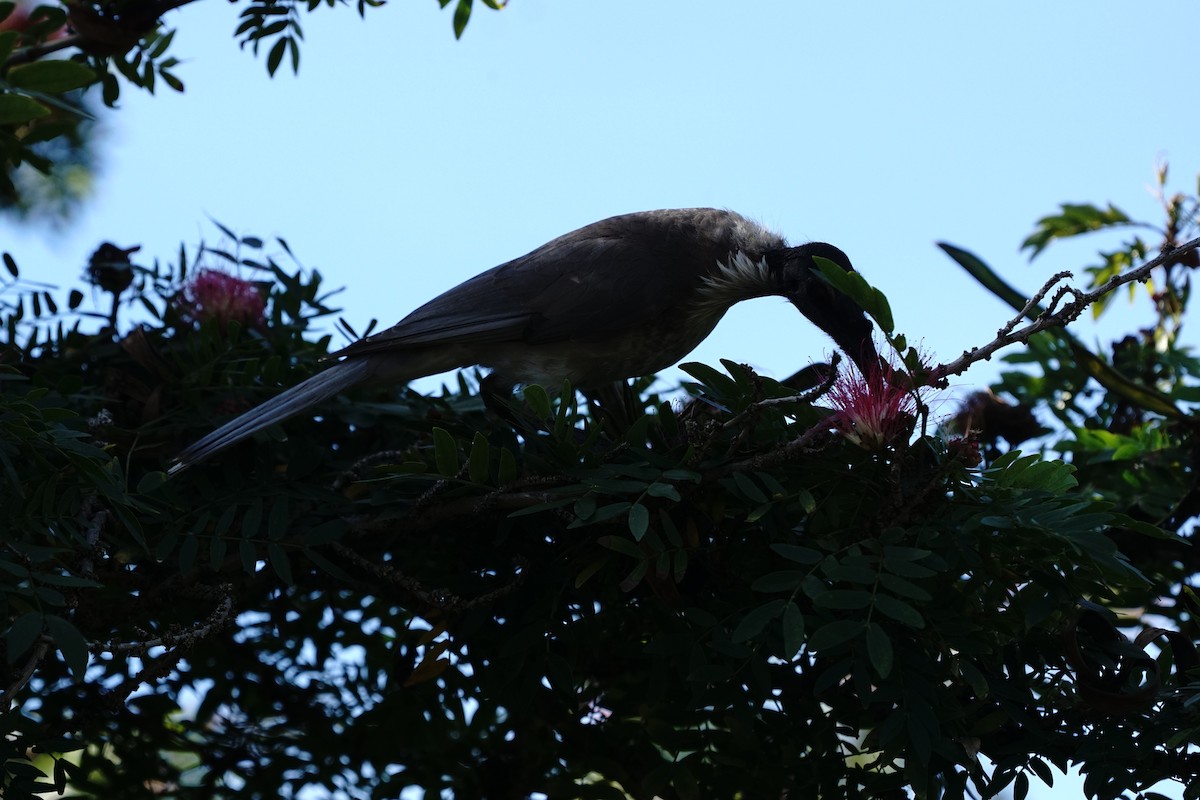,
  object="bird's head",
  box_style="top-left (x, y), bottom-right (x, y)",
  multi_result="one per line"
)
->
top-left (775, 242), bottom-right (878, 375)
